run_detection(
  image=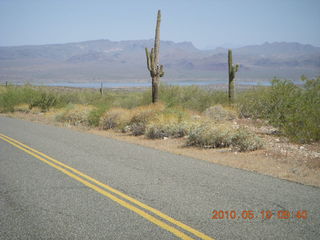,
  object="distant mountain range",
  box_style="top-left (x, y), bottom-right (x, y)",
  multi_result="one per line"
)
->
top-left (0, 39), bottom-right (319, 84)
